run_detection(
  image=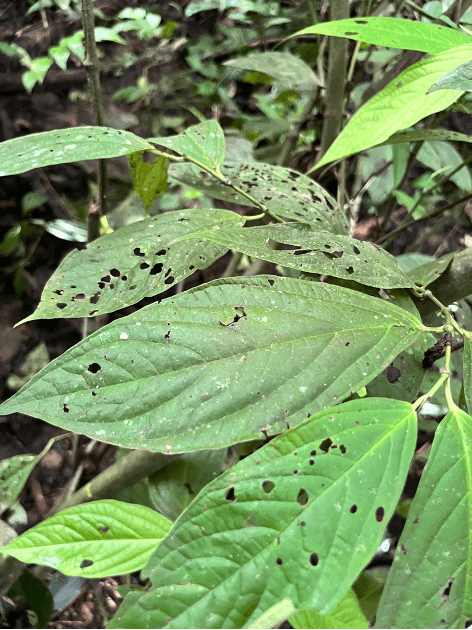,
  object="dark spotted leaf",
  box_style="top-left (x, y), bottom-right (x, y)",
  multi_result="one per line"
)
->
top-left (1, 500), bottom-right (172, 578)
top-left (375, 407), bottom-right (472, 629)
top-left (180, 223), bottom-right (412, 289)
top-left (19, 208), bottom-right (244, 323)
top-left (148, 120), bottom-right (225, 169)
top-left (170, 161), bottom-right (348, 234)
top-left (291, 17), bottom-right (469, 54)
top-left (0, 127), bottom-right (152, 177)
top-left (109, 398), bottom-right (416, 629)
top-left (0, 276), bottom-right (423, 453)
